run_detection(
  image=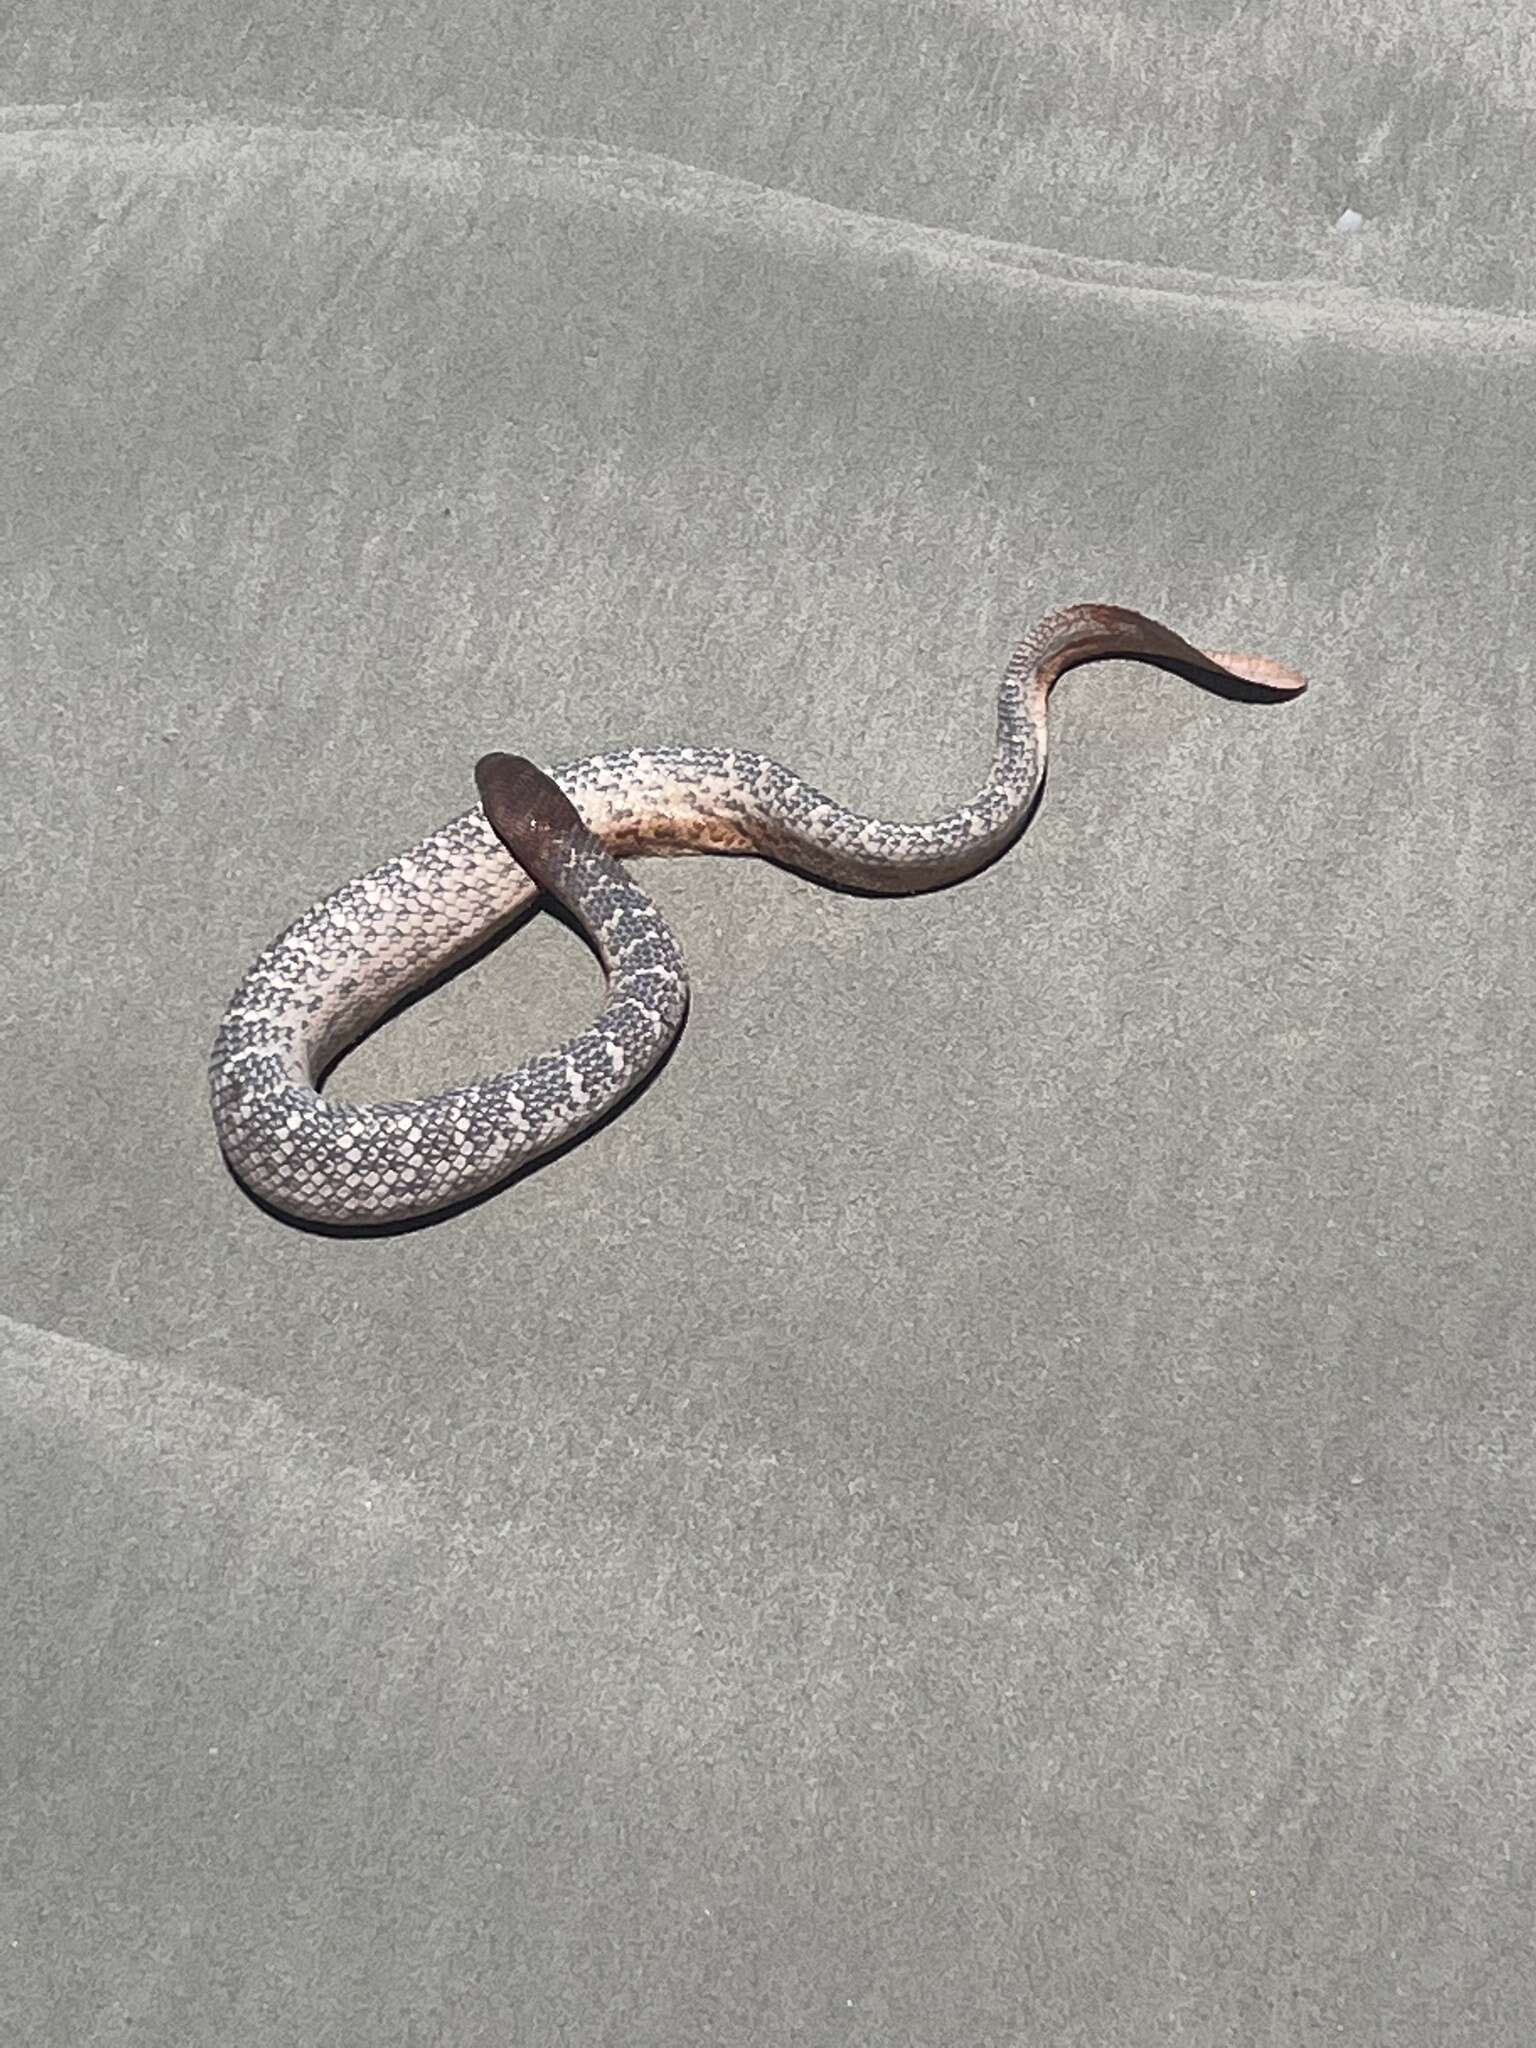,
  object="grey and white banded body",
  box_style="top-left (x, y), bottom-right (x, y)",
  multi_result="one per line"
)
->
top-left (210, 604), bottom-right (1306, 1226)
